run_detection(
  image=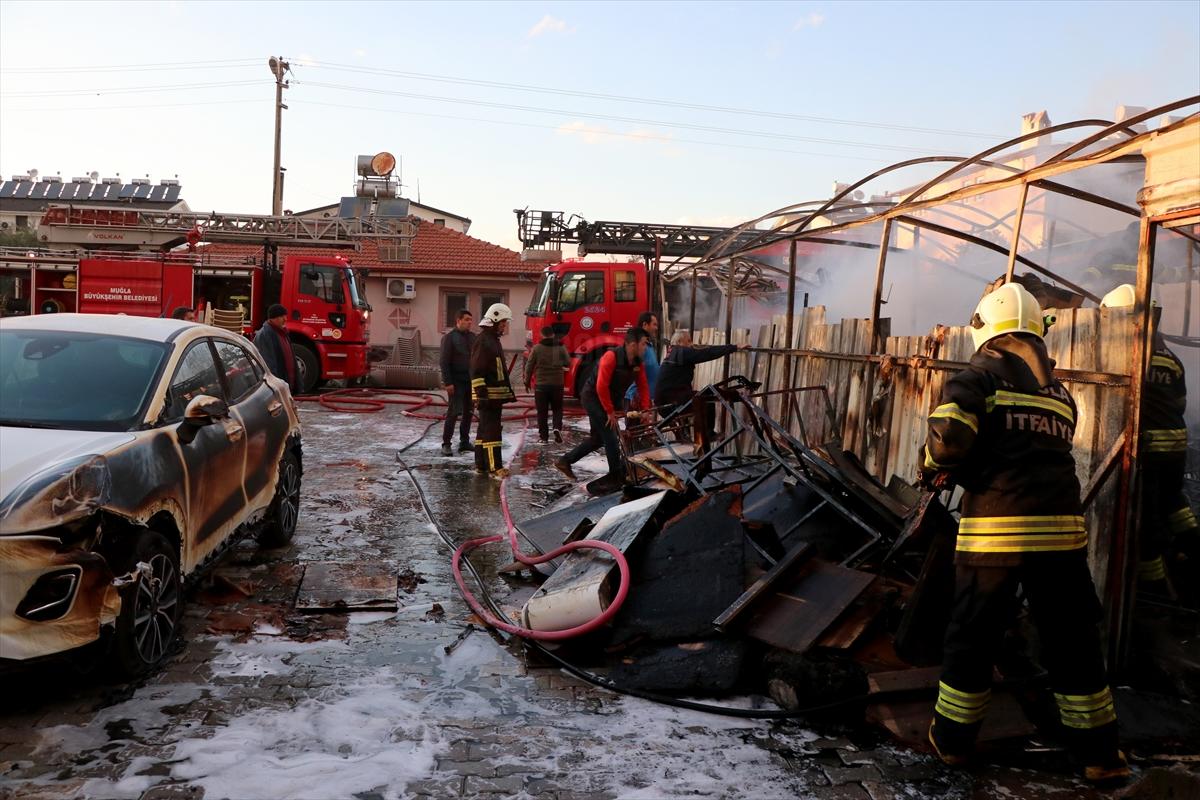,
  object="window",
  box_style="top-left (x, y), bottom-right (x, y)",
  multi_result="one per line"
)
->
top-left (479, 291), bottom-right (507, 320)
top-left (214, 340), bottom-right (262, 404)
top-left (165, 341), bottom-right (223, 422)
top-left (15, 215), bottom-right (28, 229)
top-left (614, 270), bottom-right (637, 302)
top-left (433, 218), bottom-right (446, 226)
top-left (443, 291), bottom-right (469, 329)
top-left (298, 264), bottom-right (344, 304)
top-left (556, 271), bottom-right (605, 312)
